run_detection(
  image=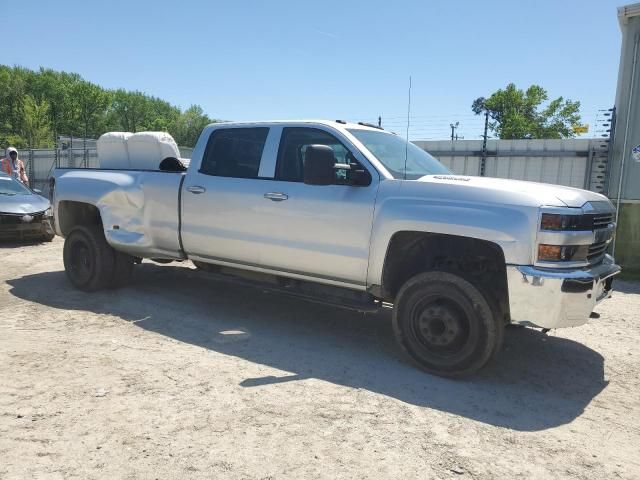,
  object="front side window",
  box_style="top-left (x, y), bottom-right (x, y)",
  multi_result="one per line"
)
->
top-left (276, 127), bottom-right (352, 182)
top-left (200, 127), bottom-right (269, 179)
top-left (348, 129), bottom-right (450, 180)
